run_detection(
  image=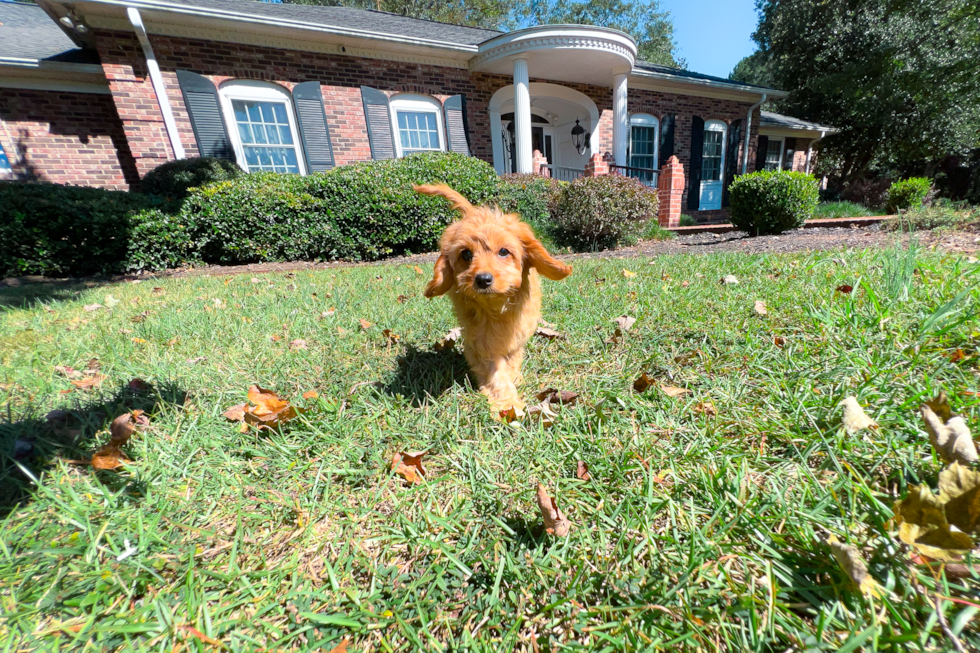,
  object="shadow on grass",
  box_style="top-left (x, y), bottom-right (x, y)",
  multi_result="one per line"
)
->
top-left (0, 380), bottom-right (187, 515)
top-left (383, 344), bottom-right (471, 407)
top-left (0, 280), bottom-right (114, 313)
